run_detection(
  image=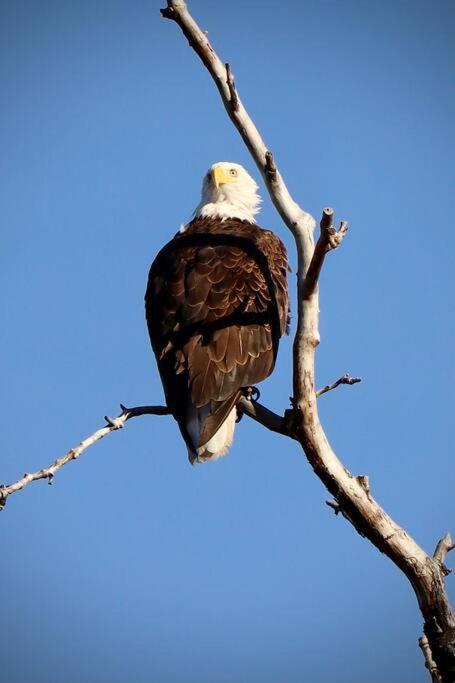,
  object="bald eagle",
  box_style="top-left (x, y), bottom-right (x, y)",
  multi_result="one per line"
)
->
top-left (145, 162), bottom-right (289, 464)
